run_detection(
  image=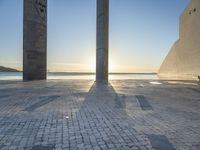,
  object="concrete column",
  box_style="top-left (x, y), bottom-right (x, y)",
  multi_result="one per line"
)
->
top-left (96, 0), bottom-right (109, 83)
top-left (23, 0), bottom-right (47, 80)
